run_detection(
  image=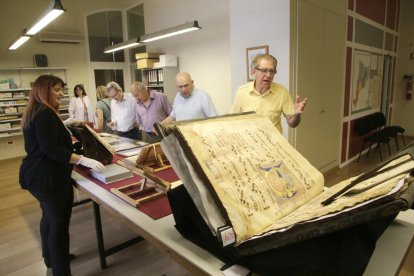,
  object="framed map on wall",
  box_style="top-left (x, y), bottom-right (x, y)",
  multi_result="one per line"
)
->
top-left (351, 50), bottom-right (383, 114)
